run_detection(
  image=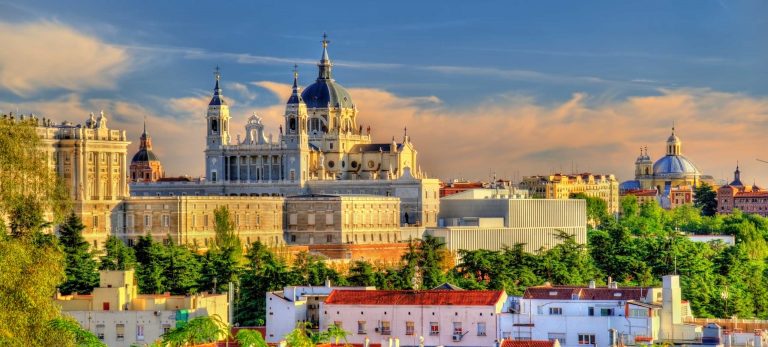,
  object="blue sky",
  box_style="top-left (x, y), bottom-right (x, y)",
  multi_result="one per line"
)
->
top-left (0, 0), bottom-right (766, 182)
